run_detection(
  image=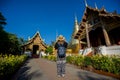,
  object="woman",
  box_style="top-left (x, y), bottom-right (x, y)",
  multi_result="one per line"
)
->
top-left (54, 35), bottom-right (68, 77)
